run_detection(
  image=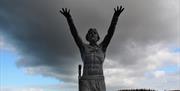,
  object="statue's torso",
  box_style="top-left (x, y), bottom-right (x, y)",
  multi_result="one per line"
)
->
top-left (80, 44), bottom-right (105, 76)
